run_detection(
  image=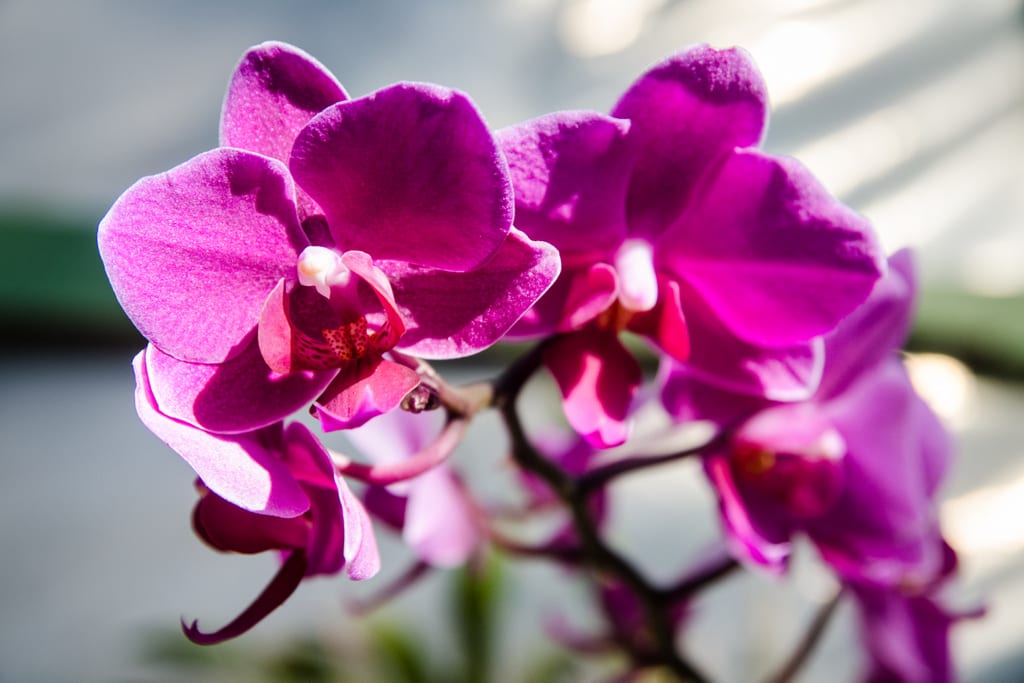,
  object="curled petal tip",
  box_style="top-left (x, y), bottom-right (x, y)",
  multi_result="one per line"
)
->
top-left (179, 551), bottom-right (308, 645)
